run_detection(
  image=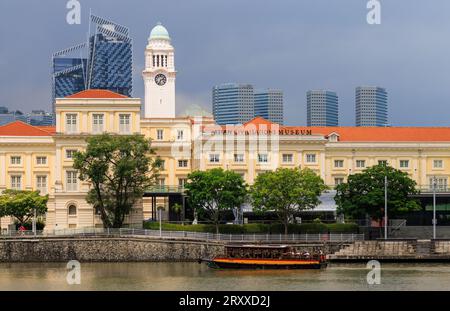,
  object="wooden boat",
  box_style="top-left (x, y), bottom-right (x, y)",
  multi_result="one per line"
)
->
top-left (200, 244), bottom-right (327, 270)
